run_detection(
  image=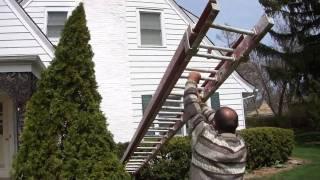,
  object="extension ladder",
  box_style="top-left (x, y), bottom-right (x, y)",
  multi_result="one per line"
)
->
top-left (121, 0), bottom-right (274, 174)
